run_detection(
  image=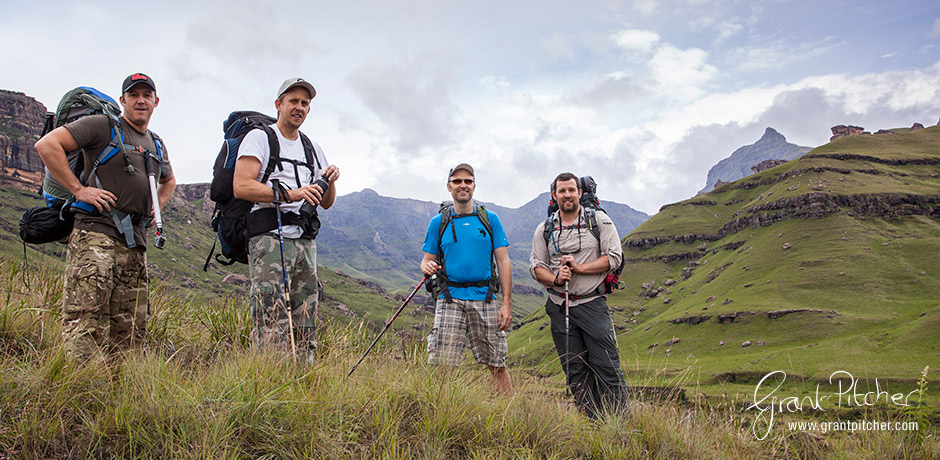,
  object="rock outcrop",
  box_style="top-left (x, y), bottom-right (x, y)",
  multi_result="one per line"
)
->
top-left (829, 125), bottom-right (867, 141)
top-left (751, 159), bottom-right (787, 174)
